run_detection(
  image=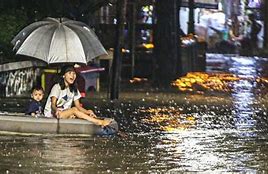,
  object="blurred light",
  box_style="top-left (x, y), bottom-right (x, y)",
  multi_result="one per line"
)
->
top-left (171, 72), bottom-right (240, 93)
top-left (140, 107), bottom-right (196, 132)
top-left (129, 77), bottom-right (148, 84)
